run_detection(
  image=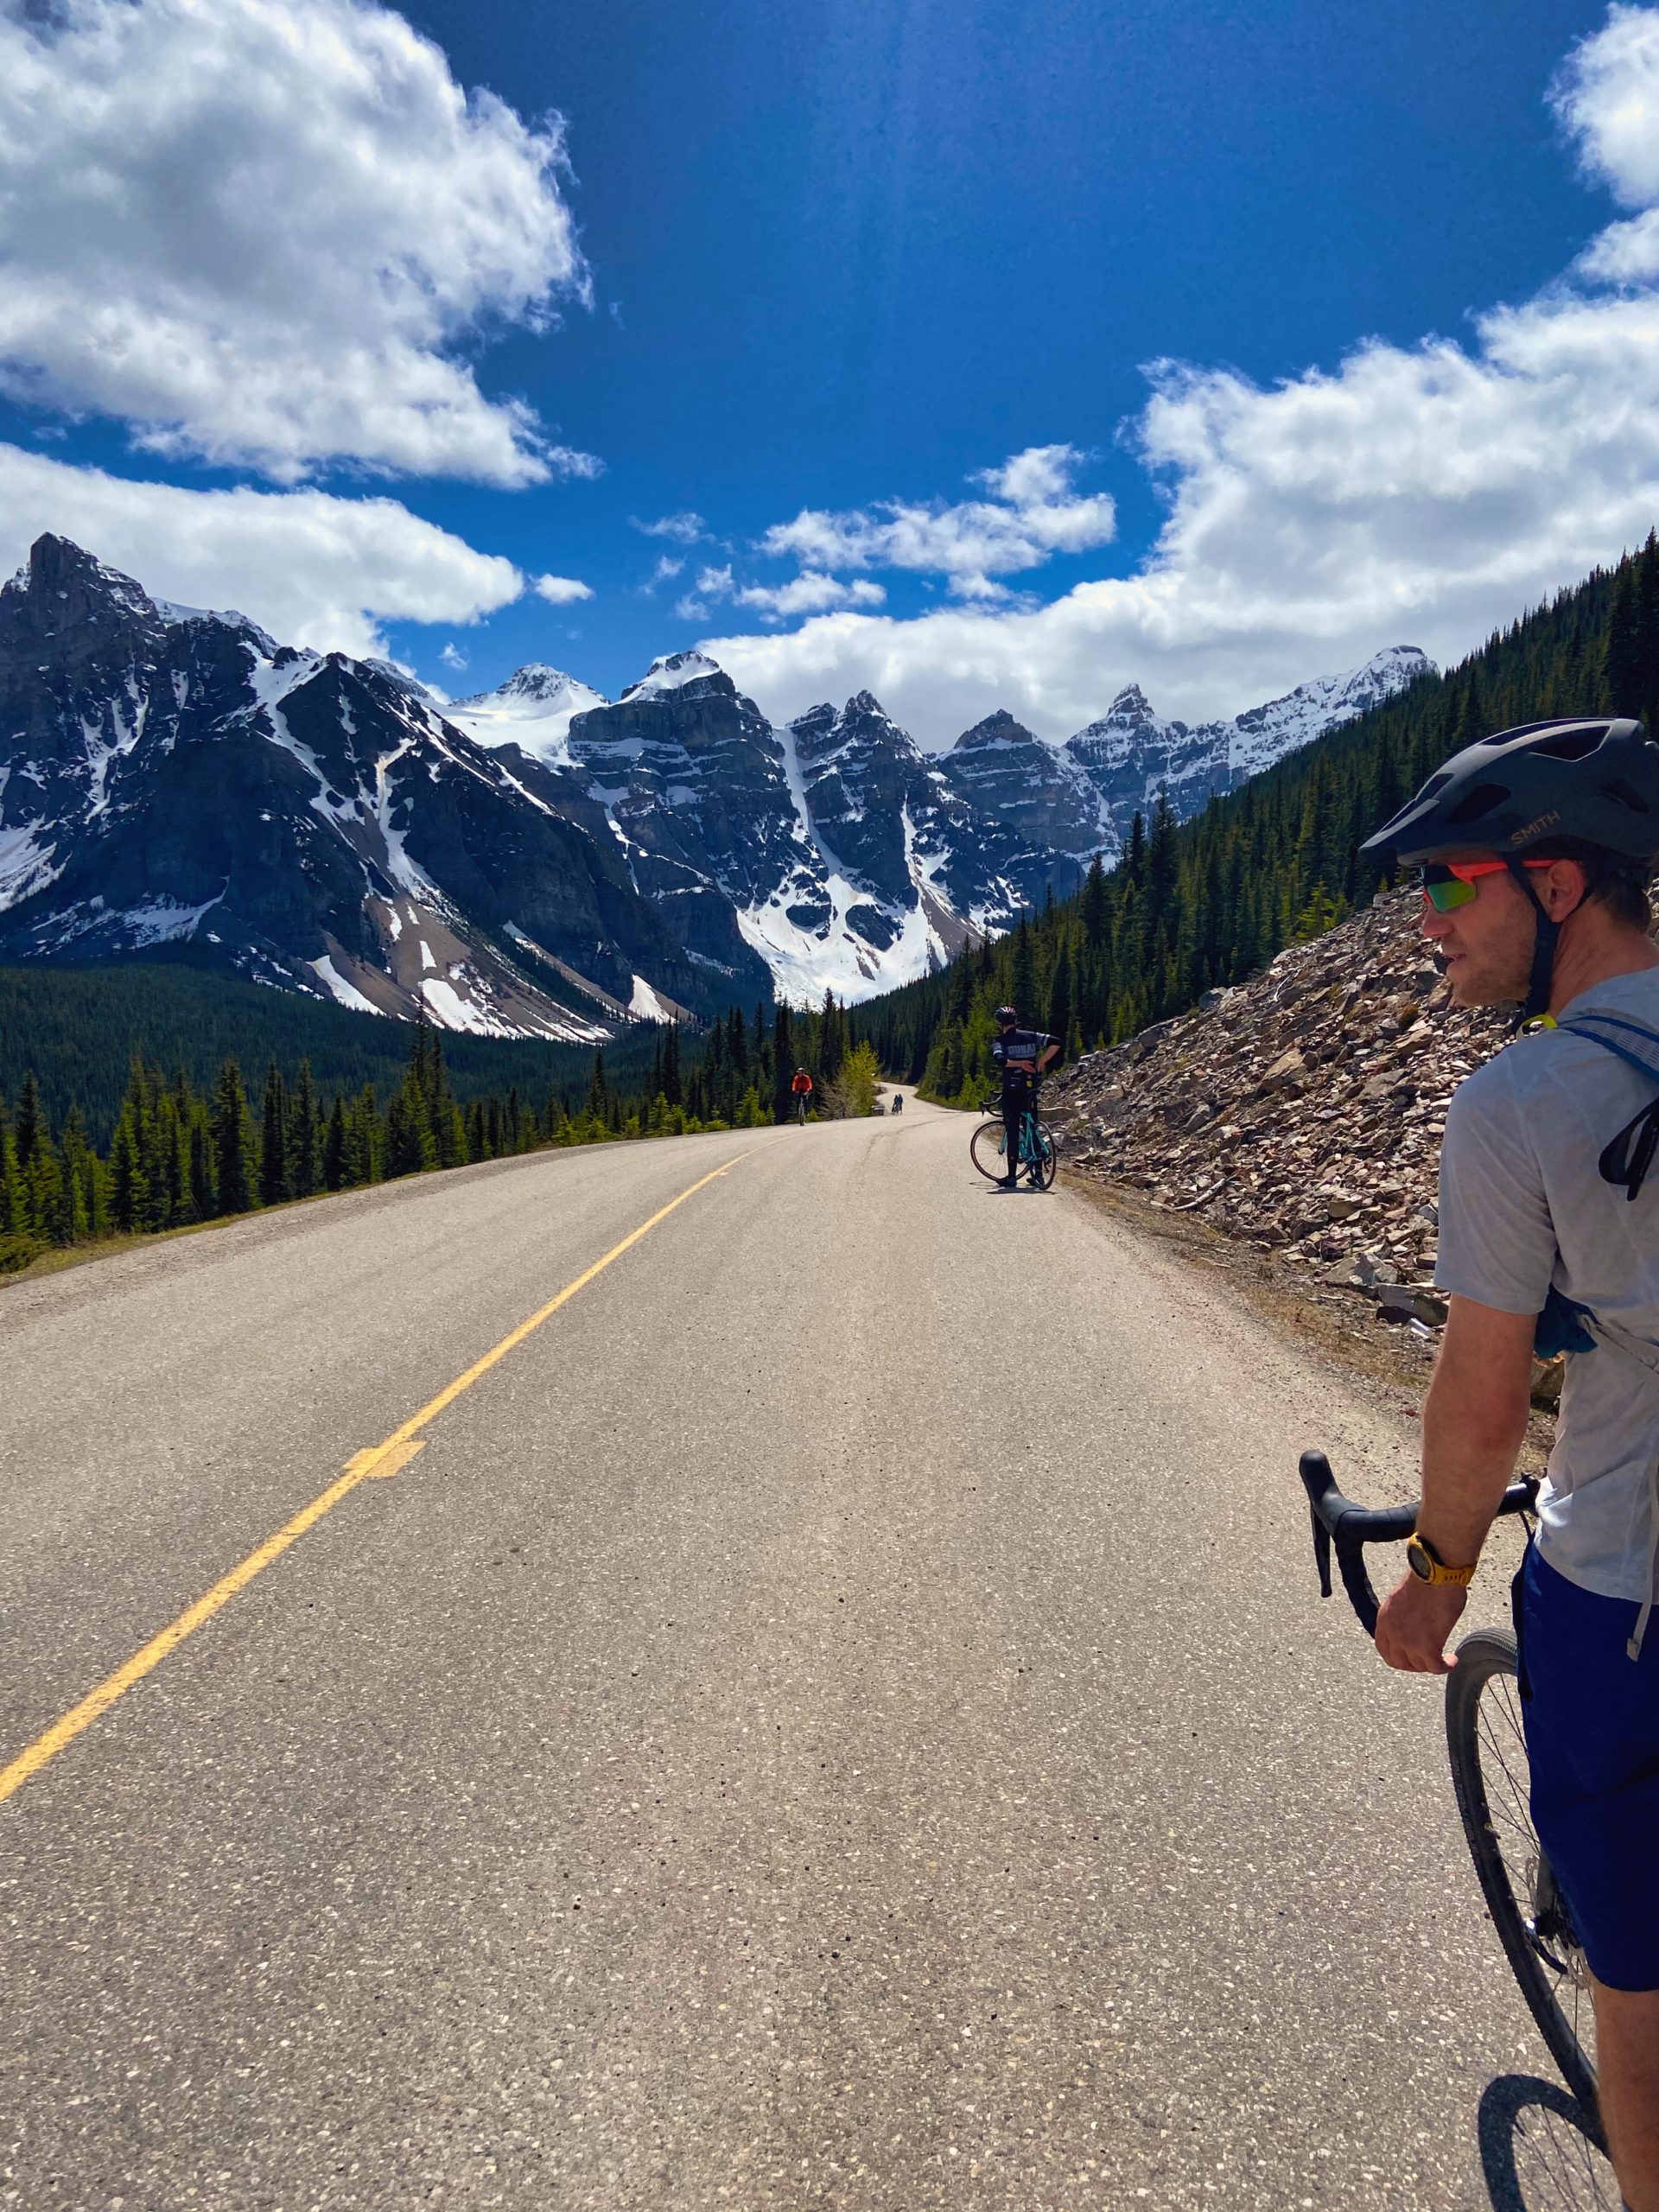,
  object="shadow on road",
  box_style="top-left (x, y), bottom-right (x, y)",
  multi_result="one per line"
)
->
top-left (1478, 2074), bottom-right (1619, 2209)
